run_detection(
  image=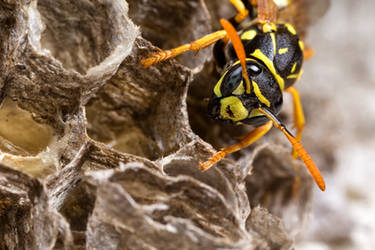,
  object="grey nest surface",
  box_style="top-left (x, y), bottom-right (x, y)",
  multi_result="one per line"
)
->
top-left (0, 0), bottom-right (322, 249)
